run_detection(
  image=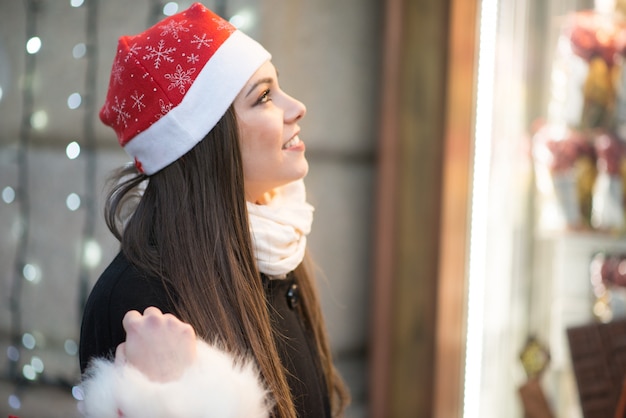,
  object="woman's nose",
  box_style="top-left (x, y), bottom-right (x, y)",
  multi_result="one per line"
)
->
top-left (283, 93), bottom-right (306, 123)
